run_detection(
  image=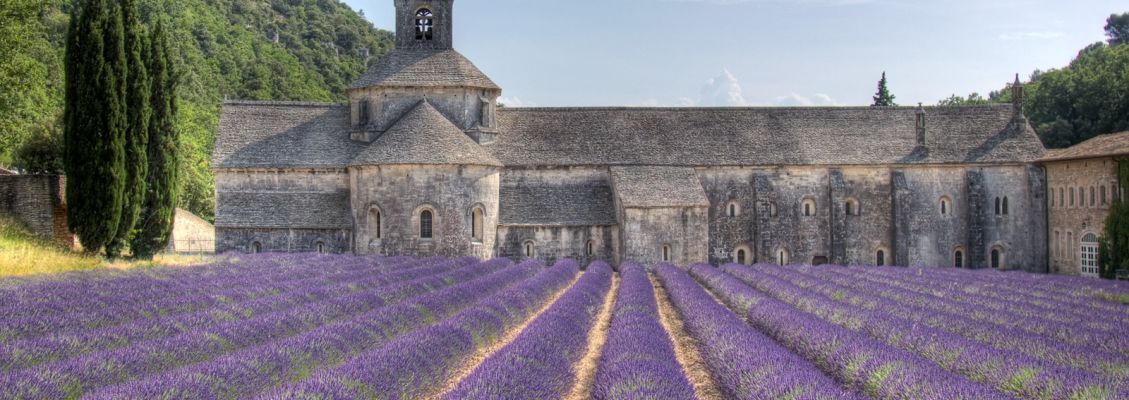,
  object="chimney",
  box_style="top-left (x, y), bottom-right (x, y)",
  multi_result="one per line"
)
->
top-left (1011, 74), bottom-right (1026, 124)
top-left (915, 102), bottom-right (927, 147)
